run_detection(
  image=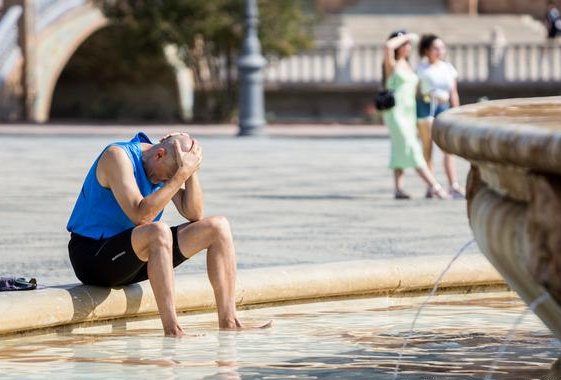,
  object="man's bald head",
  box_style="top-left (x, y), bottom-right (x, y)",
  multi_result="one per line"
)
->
top-left (142, 132), bottom-right (195, 183)
top-left (157, 133), bottom-right (194, 171)
top-left (159, 133), bottom-right (193, 153)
